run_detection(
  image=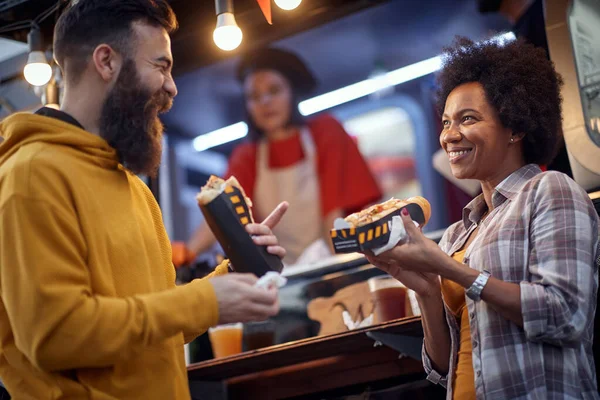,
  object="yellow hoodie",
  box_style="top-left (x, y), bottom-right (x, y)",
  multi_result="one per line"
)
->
top-left (0, 113), bottom-right (228, 399)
